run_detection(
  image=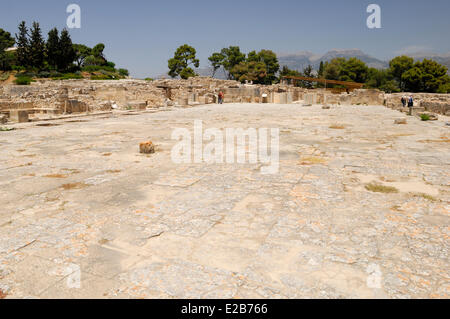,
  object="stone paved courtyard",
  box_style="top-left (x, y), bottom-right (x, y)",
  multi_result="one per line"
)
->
top-left (0, 103), bottom-right (449, 299)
